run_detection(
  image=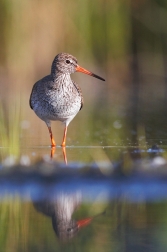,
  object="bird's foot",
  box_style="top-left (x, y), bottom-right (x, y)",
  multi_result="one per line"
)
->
top-left (51, 138), bottom-right (56, 147)
top-left (61, 142), bottom-right (66, 147)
